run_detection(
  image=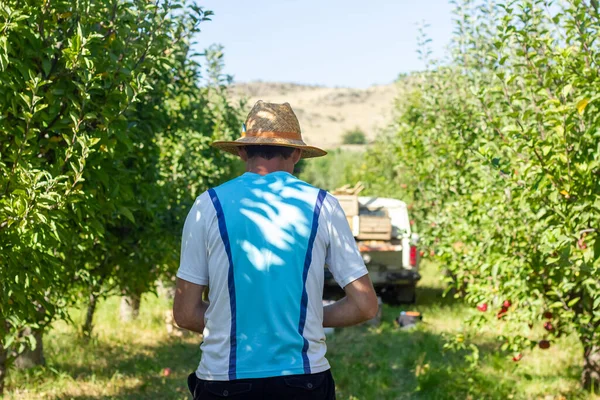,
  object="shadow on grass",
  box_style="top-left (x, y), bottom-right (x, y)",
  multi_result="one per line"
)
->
top-left (327, 323), bottom-right (587, 400)
top-left (415, 285), bottom-right (459, 308)
top-left (44, 335), bottom-right (201, 400)
top-left (9, 280), bottom-right (588, 400)
top-left (326, 323), bottom-right (509, 400)
top-left (42, 325), bottom-right (587, 400)
top-left (42, 327), bottom-right (516, 400)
